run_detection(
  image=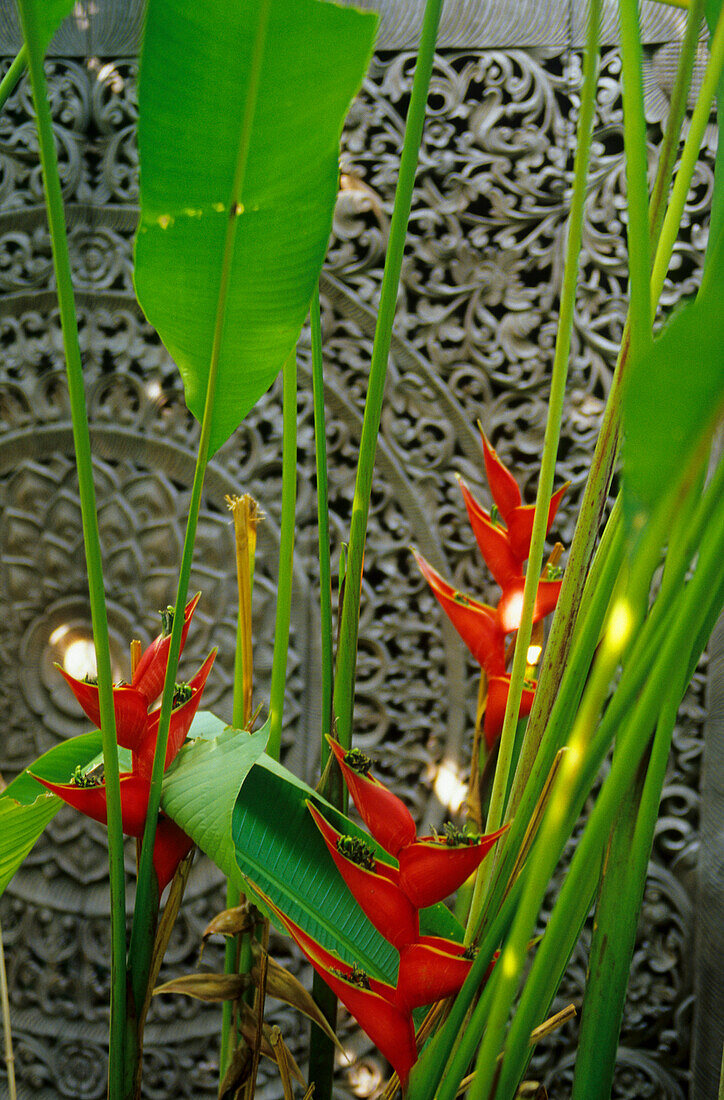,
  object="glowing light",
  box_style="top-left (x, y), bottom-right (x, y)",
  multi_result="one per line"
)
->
top-left (146, 379), bottom-right (162, 401)
top-left (433, 760), bottom-right (467, 814)
top-left (62, 639), bottom-right (97, 680)
top-left (502, 947), bottom-right (518, 979)
top-left (501, 590), bottom-right (524, 629)
top-left (49, 624), bottom-right (71, 646)
top-left (526, 644), bottom-right (542, 665)
top-left (607, 600), bottom-right (632, 650)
